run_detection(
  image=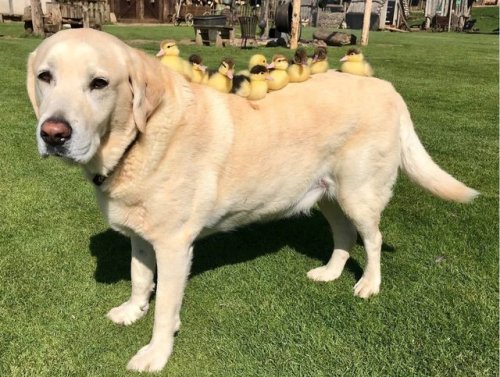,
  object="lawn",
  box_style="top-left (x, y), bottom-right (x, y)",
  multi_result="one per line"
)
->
top-left (0, 7), bottom-right (498, 376)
